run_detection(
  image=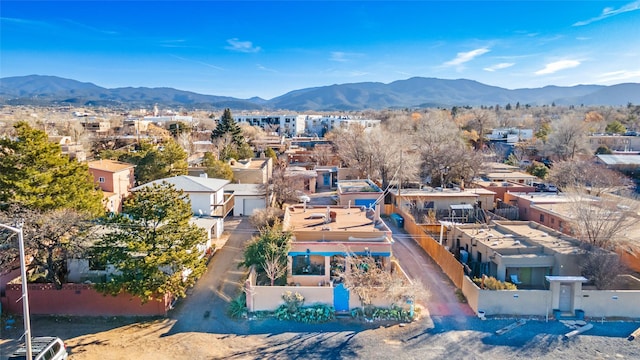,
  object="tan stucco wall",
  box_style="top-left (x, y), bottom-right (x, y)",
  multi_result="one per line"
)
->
top-left (247, 285), bottom-right (334, 312)
top-left (581, 290), bottom-right (640, 318)
top-left (463, 277), bottom-right (551, 316)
